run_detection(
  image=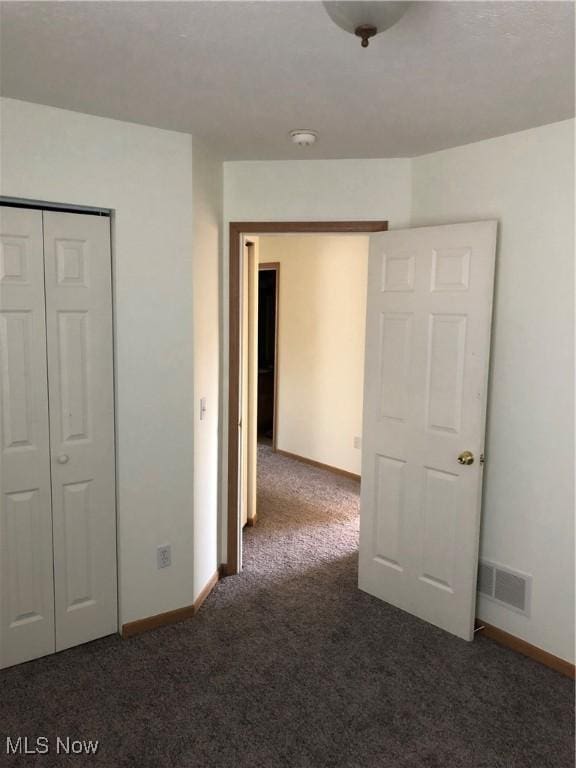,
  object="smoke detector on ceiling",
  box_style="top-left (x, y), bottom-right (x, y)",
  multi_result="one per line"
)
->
top-left (290, 130), bottom-right (318, 147)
